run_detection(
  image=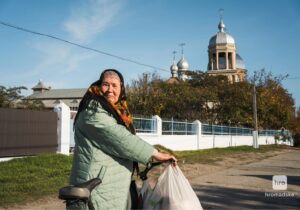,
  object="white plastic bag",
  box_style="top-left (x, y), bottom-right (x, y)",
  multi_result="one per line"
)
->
top-left (140, 179), bottom-right (152, 207)
top-left (142, 164), bottom-right (203, 210)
